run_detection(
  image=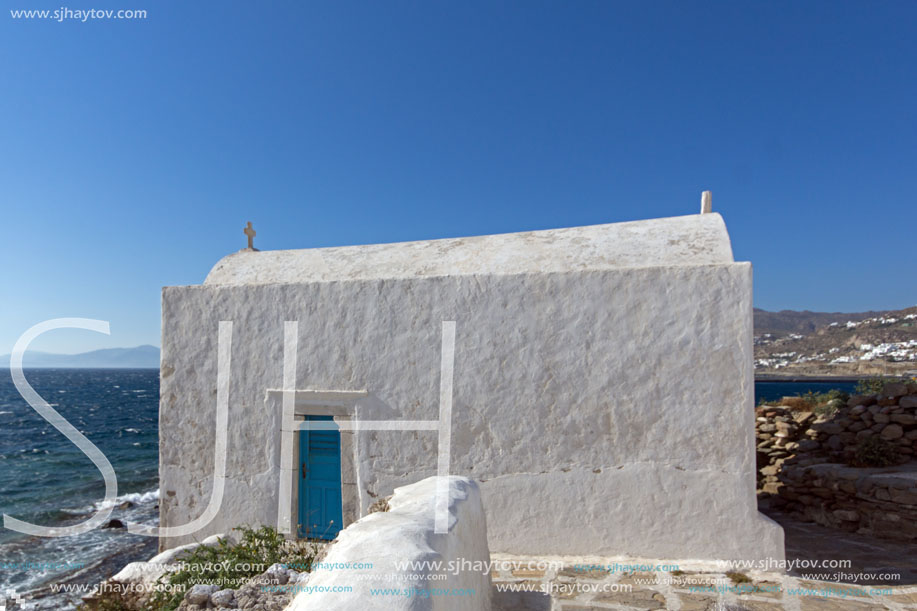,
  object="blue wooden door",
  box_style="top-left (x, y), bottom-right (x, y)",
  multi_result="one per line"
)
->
top-left (298, 416), bottom-right (343, 540)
